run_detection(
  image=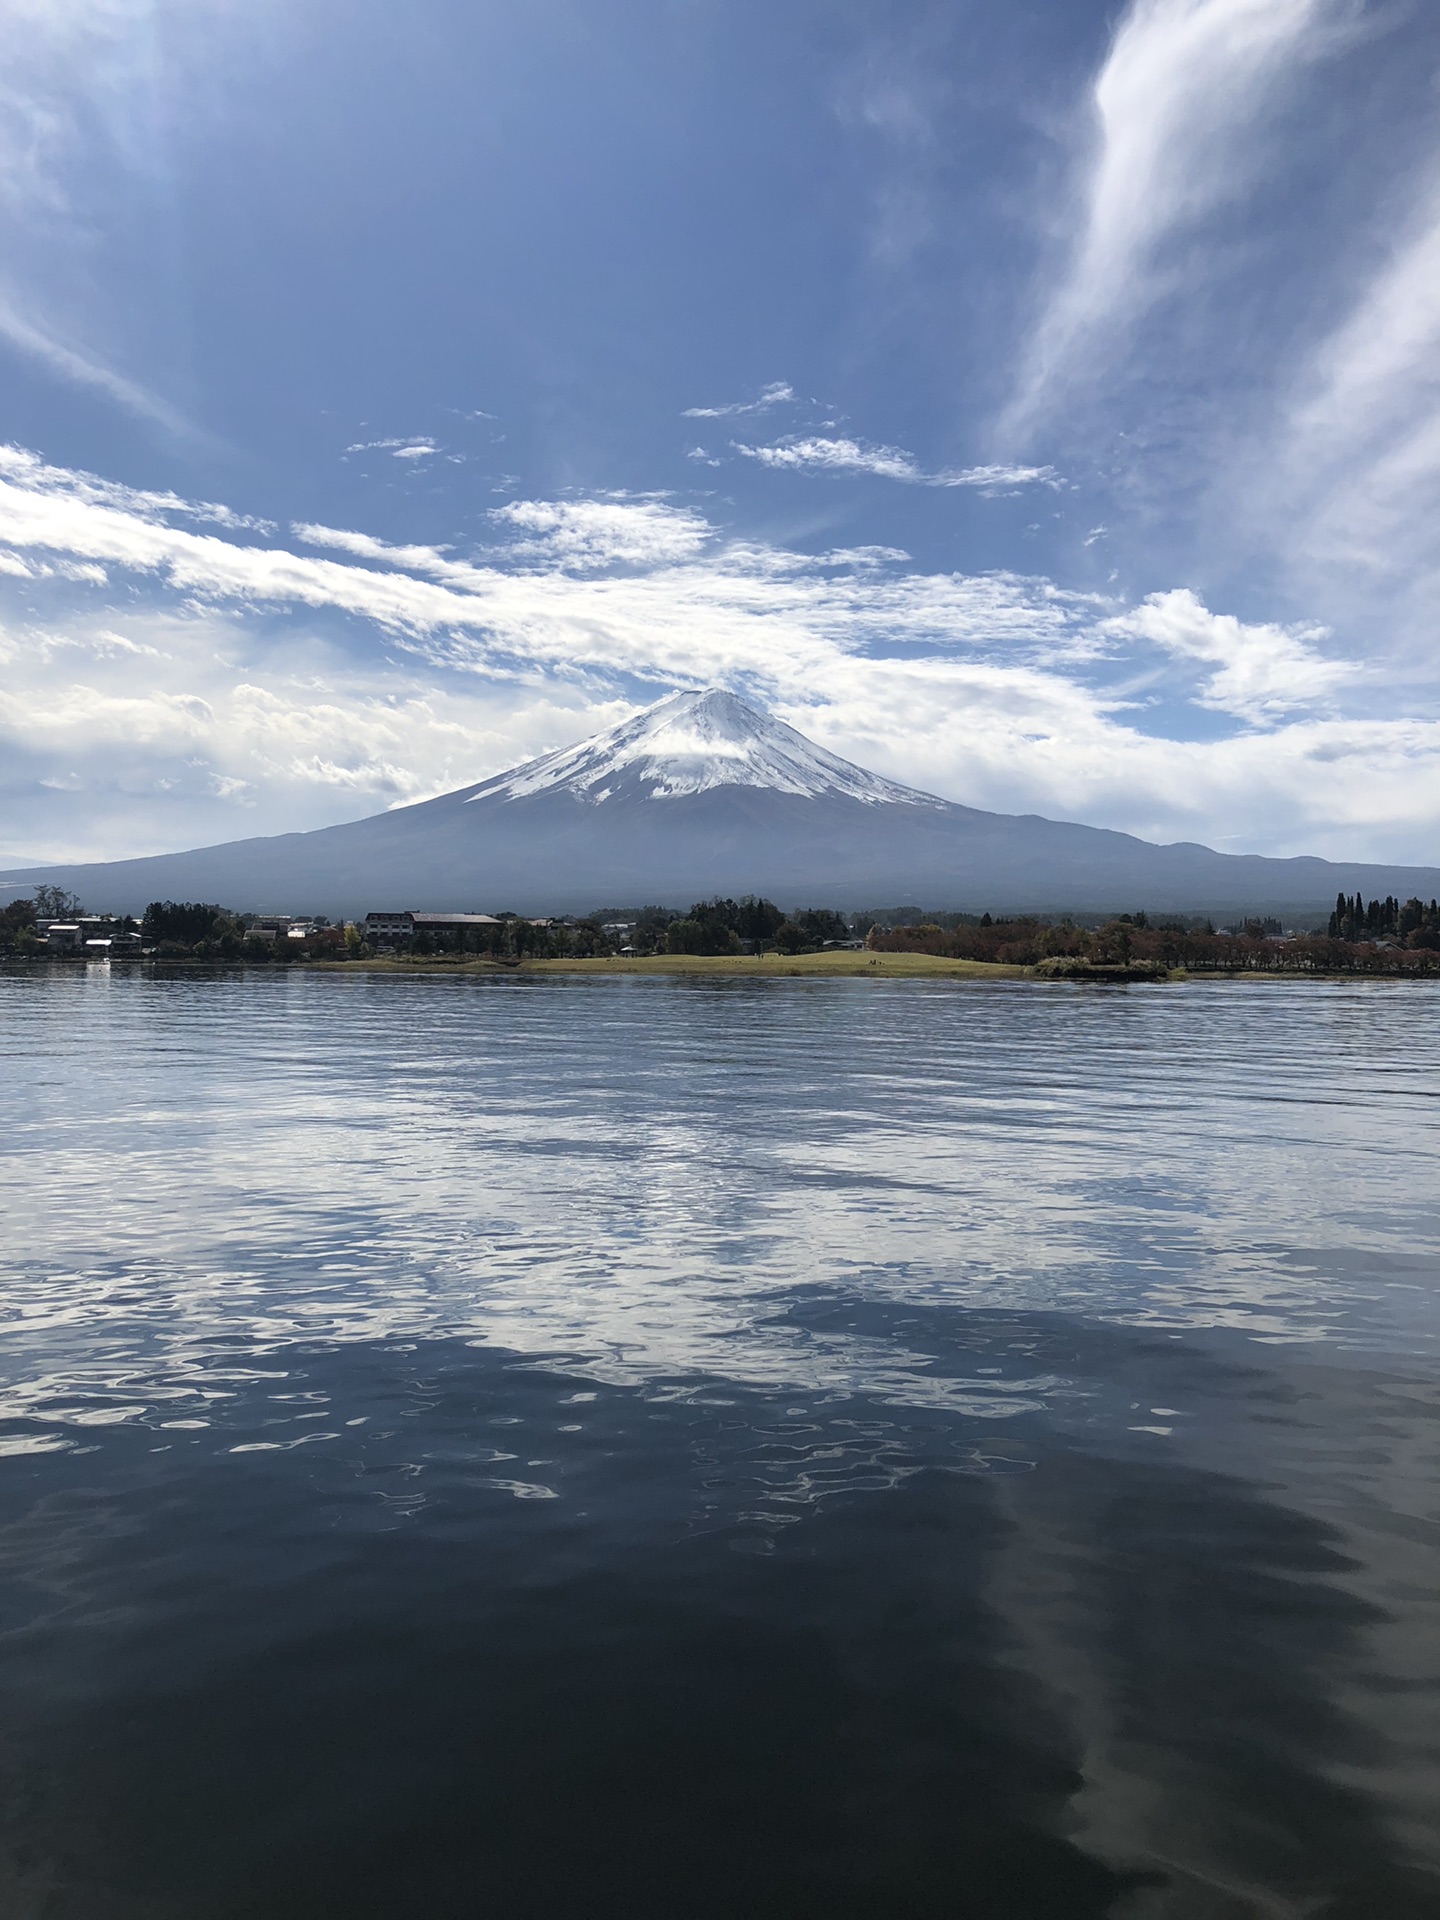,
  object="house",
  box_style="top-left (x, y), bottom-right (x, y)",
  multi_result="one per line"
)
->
top-left (247, 917), bottom-right (309, 941)
top-left (364, 910), bottom-right (504, 949)
top-left (364, 911), bottom-right (414, 945)
top-left (413, 913), bottom-right (506, 936)
top-left (41, 915), bottom-right (133, 951)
